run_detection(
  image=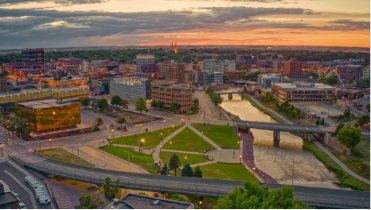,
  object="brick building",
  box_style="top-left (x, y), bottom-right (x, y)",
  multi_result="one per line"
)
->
top-left (223, 71), bottom-right (247, 79)
top-left (336, 65), bottom-right (363, 82)
top-left (151, 80), bottom-right (192, 111)
top-left (283, 58), bottom-right (302, 75)
top-left (157, 62), bottom-right (185, 81)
